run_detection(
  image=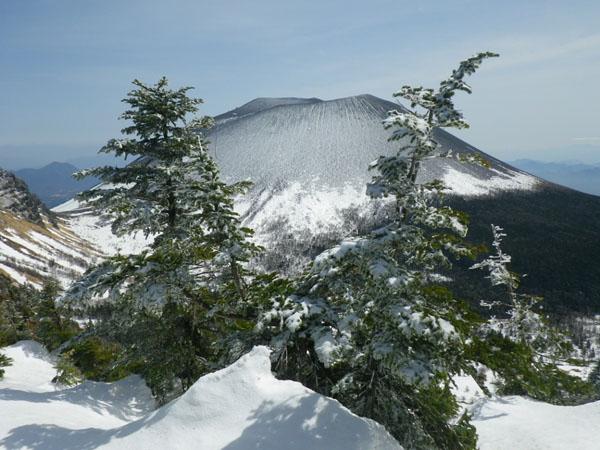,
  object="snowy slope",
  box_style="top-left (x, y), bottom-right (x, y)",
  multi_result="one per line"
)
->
top-left (0, 341), bottom-right (155, 449)
top-left (5, 340), bottom-right (600, 449)
top-left (0, 168), bottom-right (99, 287)
top-left (53, 199), bottom-right (150, 257)
top-left (209, 94), bottom-right (539, 195)
top-left (0, 212), bottom-right (101, 287)
top-left (0, 343), bottom-right (401, 450)
top-left (452, 372), bottom-right (600, 449)
top-left (472, 396), bottom-right (600, 450)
